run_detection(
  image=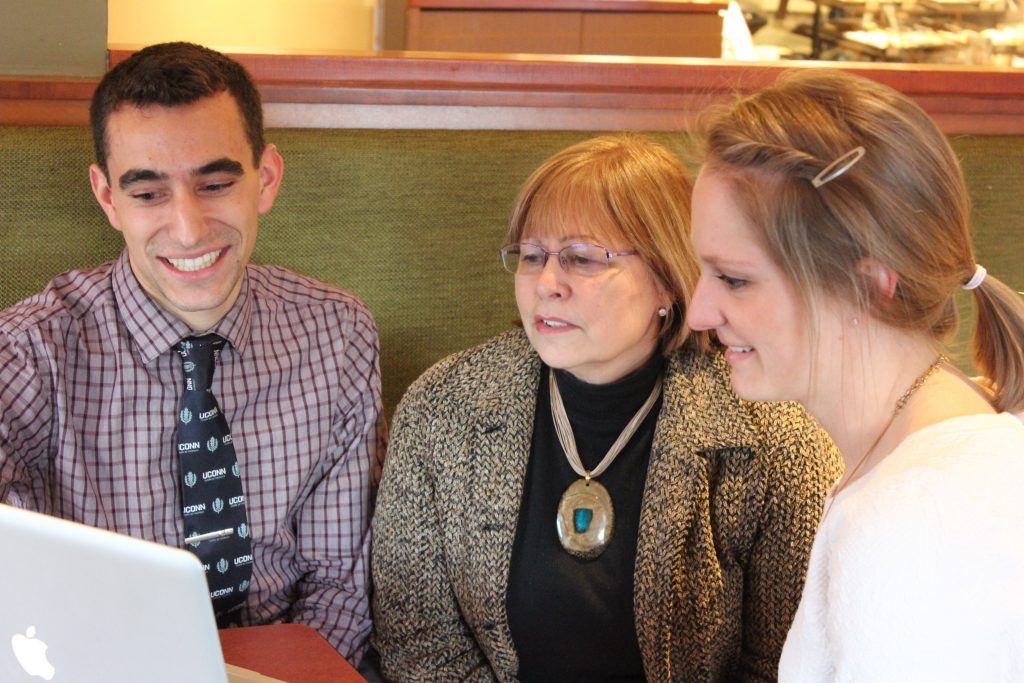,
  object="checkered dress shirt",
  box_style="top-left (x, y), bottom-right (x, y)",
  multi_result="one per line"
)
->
top-left (0, 250), bottom-right (382, 662)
